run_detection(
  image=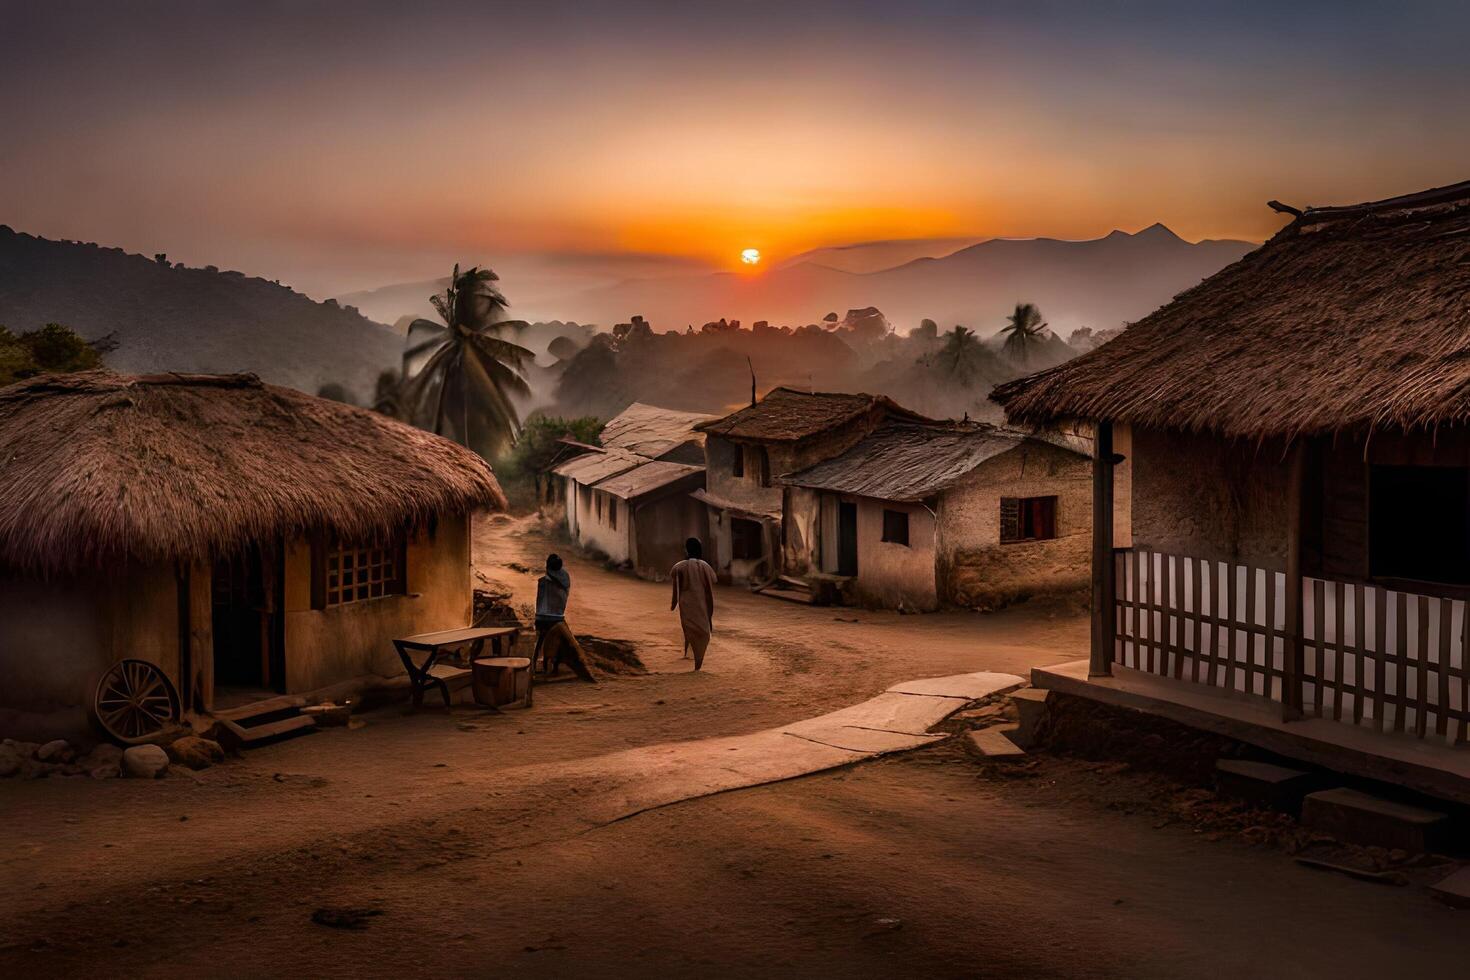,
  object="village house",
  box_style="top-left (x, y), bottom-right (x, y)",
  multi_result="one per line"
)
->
top-left (0, 372), bottom-right (504, 743)
top-left (693, 387), bottom-right (927, 584)
top-left (782, 420), bottom-right (1091, 611)
top-left (551, 402), bottom-right (711, 579)
top-left (994, 179), bottom-right (1470, 762)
